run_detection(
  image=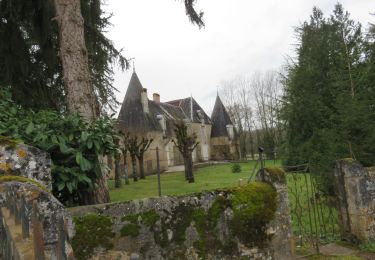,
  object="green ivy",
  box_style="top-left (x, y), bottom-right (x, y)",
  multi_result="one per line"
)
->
top-left (0, 88), bottom-right (119, 205)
